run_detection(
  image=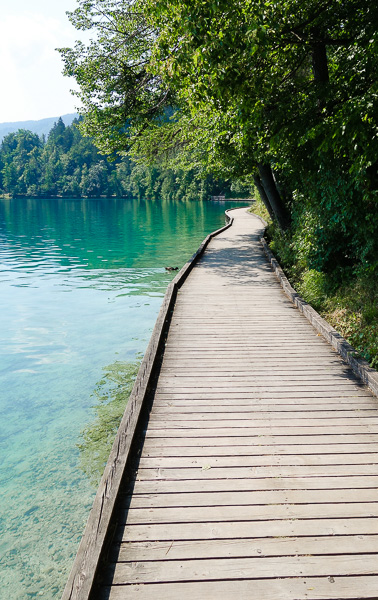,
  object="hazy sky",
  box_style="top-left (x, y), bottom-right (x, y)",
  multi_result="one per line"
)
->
top-left (0, 0), bottom-right (87, 122)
